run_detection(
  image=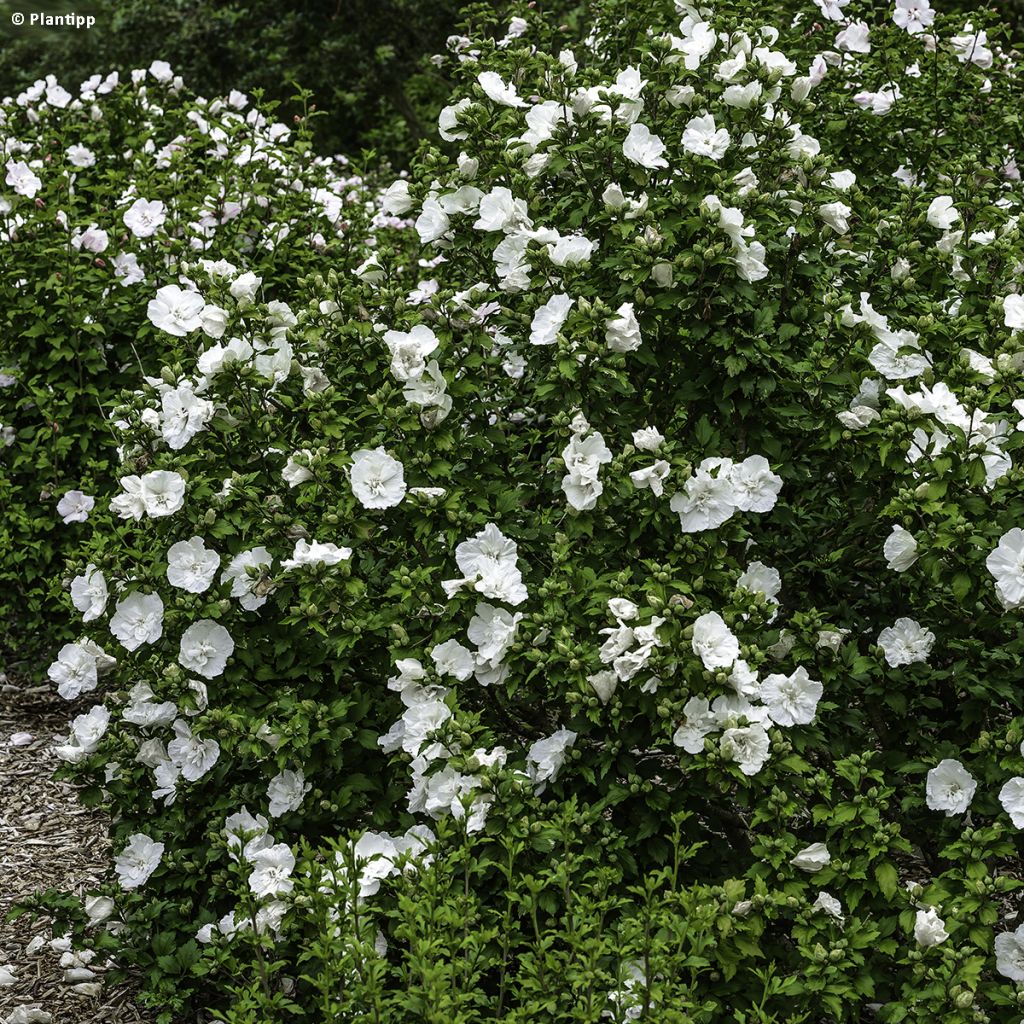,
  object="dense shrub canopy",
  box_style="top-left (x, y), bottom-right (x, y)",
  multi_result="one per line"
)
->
top-left (6, 0), bottom-right (1024, 1021)
top-left (0, 66), bottom-right (375, 663)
